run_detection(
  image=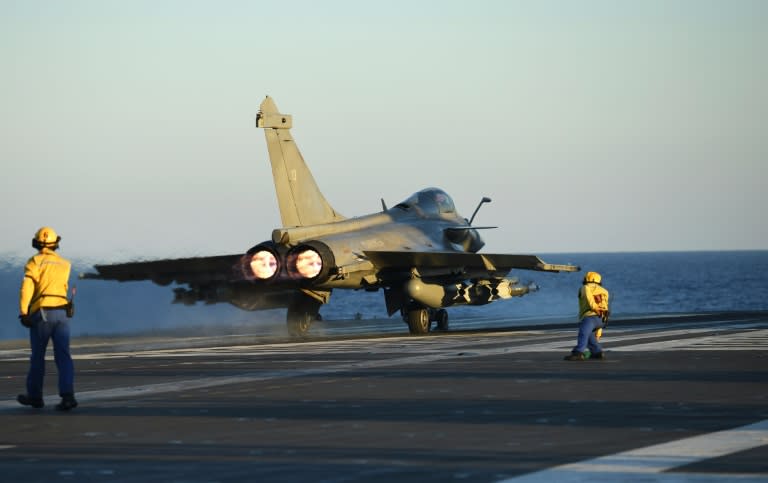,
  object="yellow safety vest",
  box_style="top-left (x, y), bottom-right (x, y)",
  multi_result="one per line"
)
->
top-left (19, 248), bottom-right (71, 315)
top-left (578, 282), bottom-right (609, 321)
